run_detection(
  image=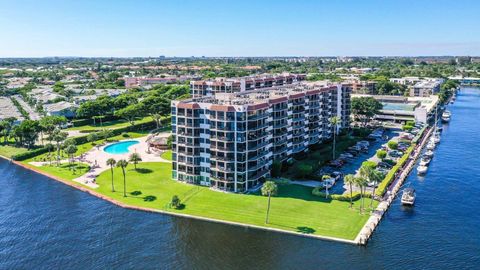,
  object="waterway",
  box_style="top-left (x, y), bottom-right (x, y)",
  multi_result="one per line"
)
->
top-left (1, 87), bottom-right (480, 269)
